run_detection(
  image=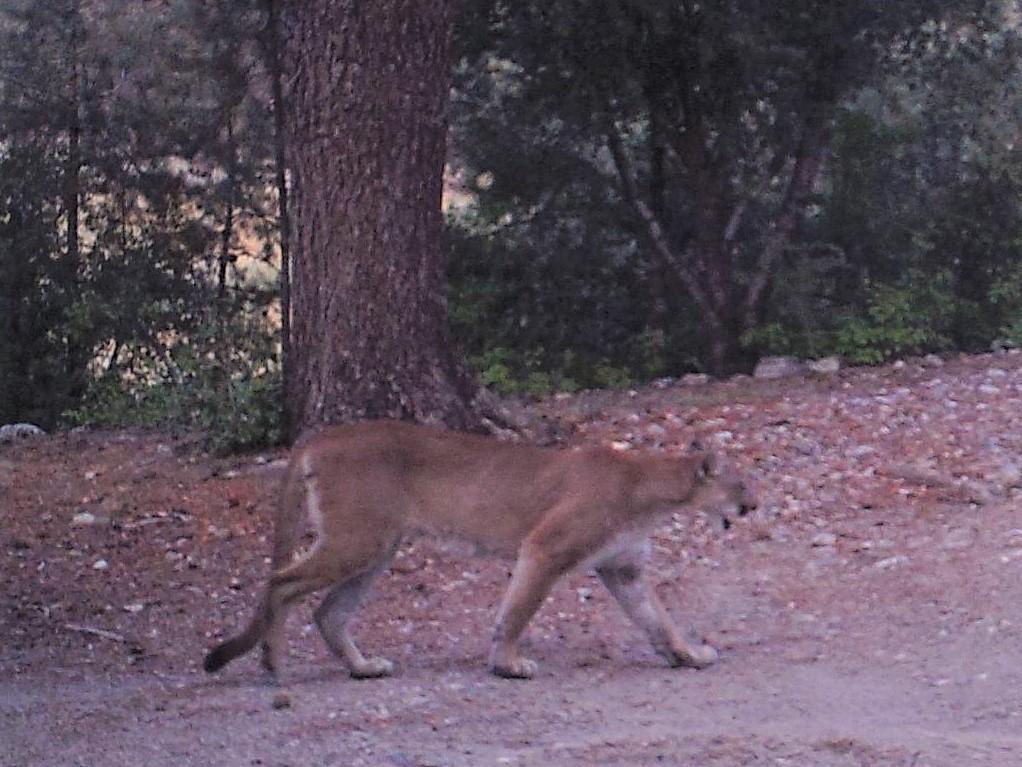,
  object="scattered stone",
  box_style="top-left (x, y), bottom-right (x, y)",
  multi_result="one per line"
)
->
top-left (64, 623), bottom-right (124, 643)
top-left (959, 482), bottom-right (993, 506)
top-left (123, 602), bottom-right (145, 613)
top-left (811, 532), bottom-right (837, 547)
top-left (990, 338), bottom-right (1016, 353)
top-left (610, 440), bottom-right (632, 451)
top-left (922, 354), bottom-right (944, 368)
top-left (271, 691), bottom-right (292, 710)
top-left (92, 559), bottom-right (109, 571)
top-left (892, 360), bottom-right (906, 370)
top-left (680, 373), bottom-right (711, 386)
top-left (848, 445), bottom-right (876, 459)
top-left (753, 356), bottom-right (808, 380)
top-left (807, 356), bottom-right (841, 375)
top-left (0, 423), bottom-right (45, 443)
top-left (942, 528), bottom-right (975, 550)
top-left (71, 512), bottom-right (97, 527)
top-left (873, 555), bottom-right (909, 571)
top-left (978, 384), bottom-right (1000, 396)
top-left (792, 438), bottom-right (817, 456)
top-left (999, 549), bottom-right (1022, 564)
top-left (651, 377), bottom-right (676, 389)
